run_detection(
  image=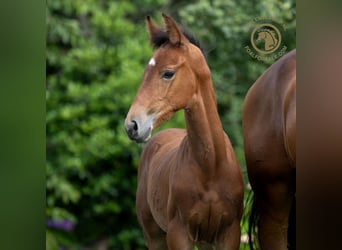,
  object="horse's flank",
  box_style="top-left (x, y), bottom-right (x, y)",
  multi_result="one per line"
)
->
top-left (243, 49), bottom-right (296, 250)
